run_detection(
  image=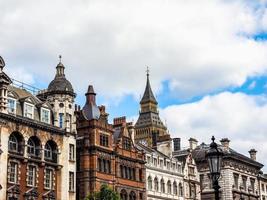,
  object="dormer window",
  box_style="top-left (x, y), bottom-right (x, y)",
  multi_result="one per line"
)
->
top-left (123, 138), bottom-right (131, 150)
top-left (7, 98), bottom-right (16, 114)
top-left (24, 103), bottom-right (34, 119)
top-left (41, 108), bottom-right (50, 124)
